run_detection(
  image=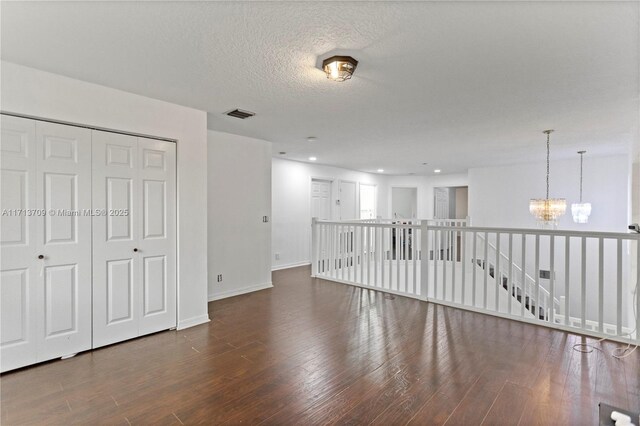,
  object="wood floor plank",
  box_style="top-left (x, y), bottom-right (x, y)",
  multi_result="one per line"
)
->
top-left (1, 265), bottom-right (637, 425)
